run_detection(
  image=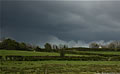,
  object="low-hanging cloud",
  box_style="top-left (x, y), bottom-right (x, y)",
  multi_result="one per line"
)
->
top-left (37, 36), bottom-right (90, 48)
top-left (37, 36), bottom-right (114, 48)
